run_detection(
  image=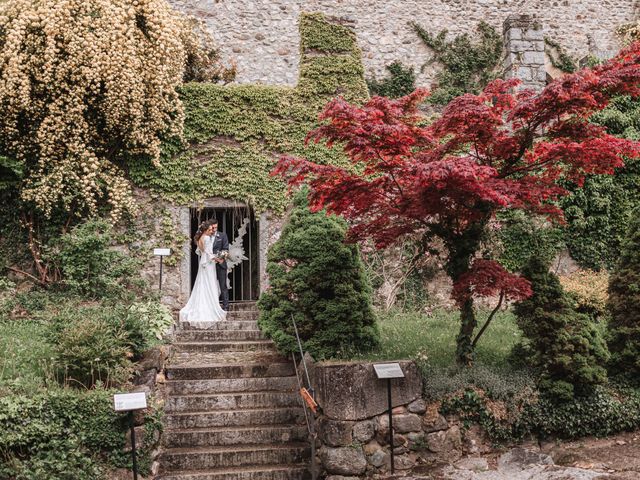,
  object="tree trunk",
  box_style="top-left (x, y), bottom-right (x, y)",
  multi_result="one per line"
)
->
top-left (456, 297), bottom-right (477, 366)
top-left (444, 218), bottom-right (488, 366)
